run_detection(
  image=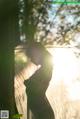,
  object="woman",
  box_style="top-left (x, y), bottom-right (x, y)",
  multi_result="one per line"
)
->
top-left (24, 42), bottom-right (55, 119)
